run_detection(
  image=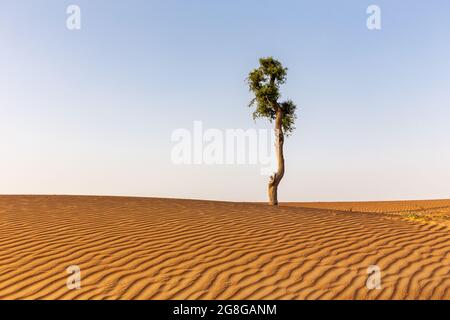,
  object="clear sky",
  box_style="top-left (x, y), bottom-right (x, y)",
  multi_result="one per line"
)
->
top-left (1, 0), bottom-right (450, 202)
